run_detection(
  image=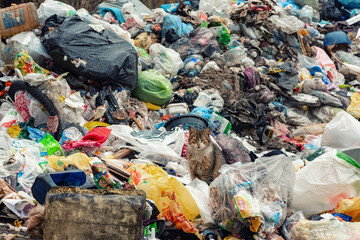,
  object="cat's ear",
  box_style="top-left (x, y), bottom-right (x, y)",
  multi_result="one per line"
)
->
top-left (203, 127), bottom-right (211, 135)
top-left (189, 126), bottom-right (196, 135)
